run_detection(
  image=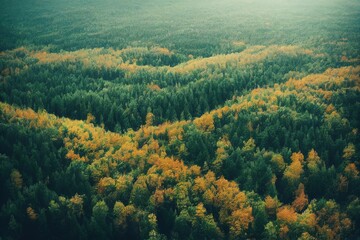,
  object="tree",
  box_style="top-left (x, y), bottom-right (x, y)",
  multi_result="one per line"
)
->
top-left (229, 207), bottom-right (253, 239)
top-left (113, 201), bottom-right (126, 227)
top-left (86, 113), bottom-right (95, 124)
top-left (212, 136), bottom-right (232, 173)
top-left (10, 169), bottom-right (23, 189)
top-left (277, 206), bottom-right (297, 223)
top-left (284, 153), bottom-right (304, 183)
top-left (146, 112), bottom-right (154, 127)
top-left (90, 200), bottom-right (111, 239)
top-left (343, 143), bottom-right (355, 160)
top-left (27, 207), bottom-right (38, 221)
top-left (69, 194), bottom-right (84, 217)
top-left (292, 184), bottom-right (308, 212)
top-left (265, 196), bottom-right (279, 216)
top-left (193, 113), bottom-right (214, 132)
top-left (271, 154), bottom-right (286, 174)
top-left (130, 176), bottom-right (150, 207)
top-left (306, 149), bottom-right (321, 173)
top-left (174, 210), bottom-right (192, 239)
top-left (264, 221), bottom-right (279, 240)
top-left (242, 137), bottom-right (256, 153)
